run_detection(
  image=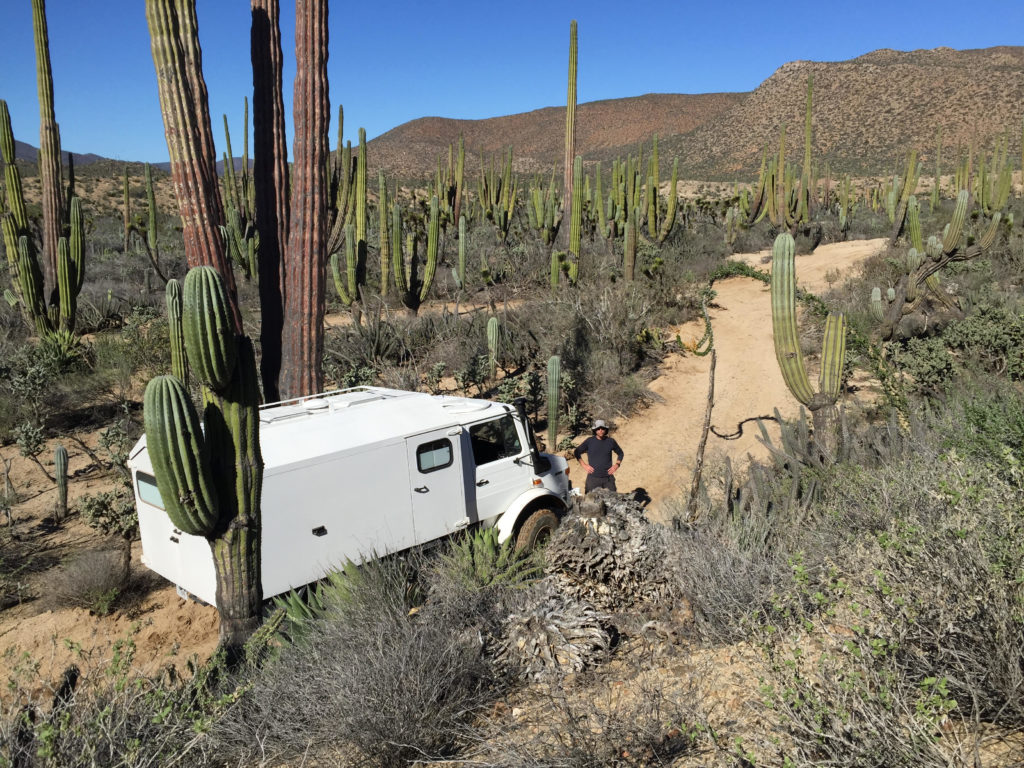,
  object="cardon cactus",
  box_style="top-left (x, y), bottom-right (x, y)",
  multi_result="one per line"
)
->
top-left (770, 233), bottom-right (847, 457)
top-left (546, 355), bottom-right (561, 450)
top-left (486, 316), bottom-right (500, 381)
top-left (142, 263), bottom-right (263, 651)
top-left (143, 374), bottom-right (220, 536)
top-left (54, 444), bottom-right (68, 523)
